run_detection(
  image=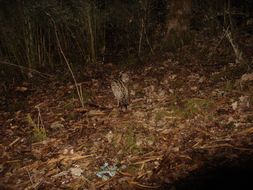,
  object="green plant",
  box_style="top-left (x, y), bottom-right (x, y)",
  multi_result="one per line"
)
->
top-left (27, 113), bottom-right (47, 142)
